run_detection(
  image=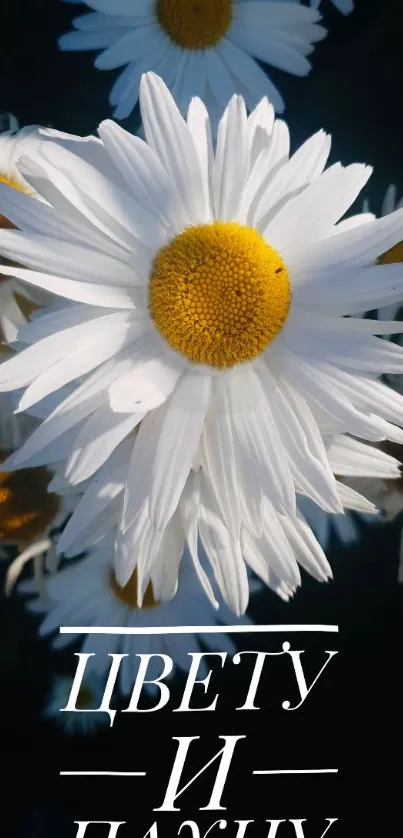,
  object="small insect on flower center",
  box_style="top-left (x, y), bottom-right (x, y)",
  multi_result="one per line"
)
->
top-left (0, 459), bottom-right (60, 544)
top-left (156, 0), bottom-right (232, 49)
top-left (109, 569), bottom-right (161, 610)
top-left (149, 221), bottom-right (291, 369)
